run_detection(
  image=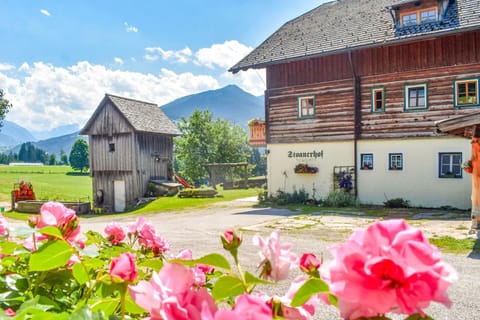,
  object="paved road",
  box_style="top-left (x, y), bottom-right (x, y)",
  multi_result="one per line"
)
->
top-left (6, 198), bottom-right (480, 319)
